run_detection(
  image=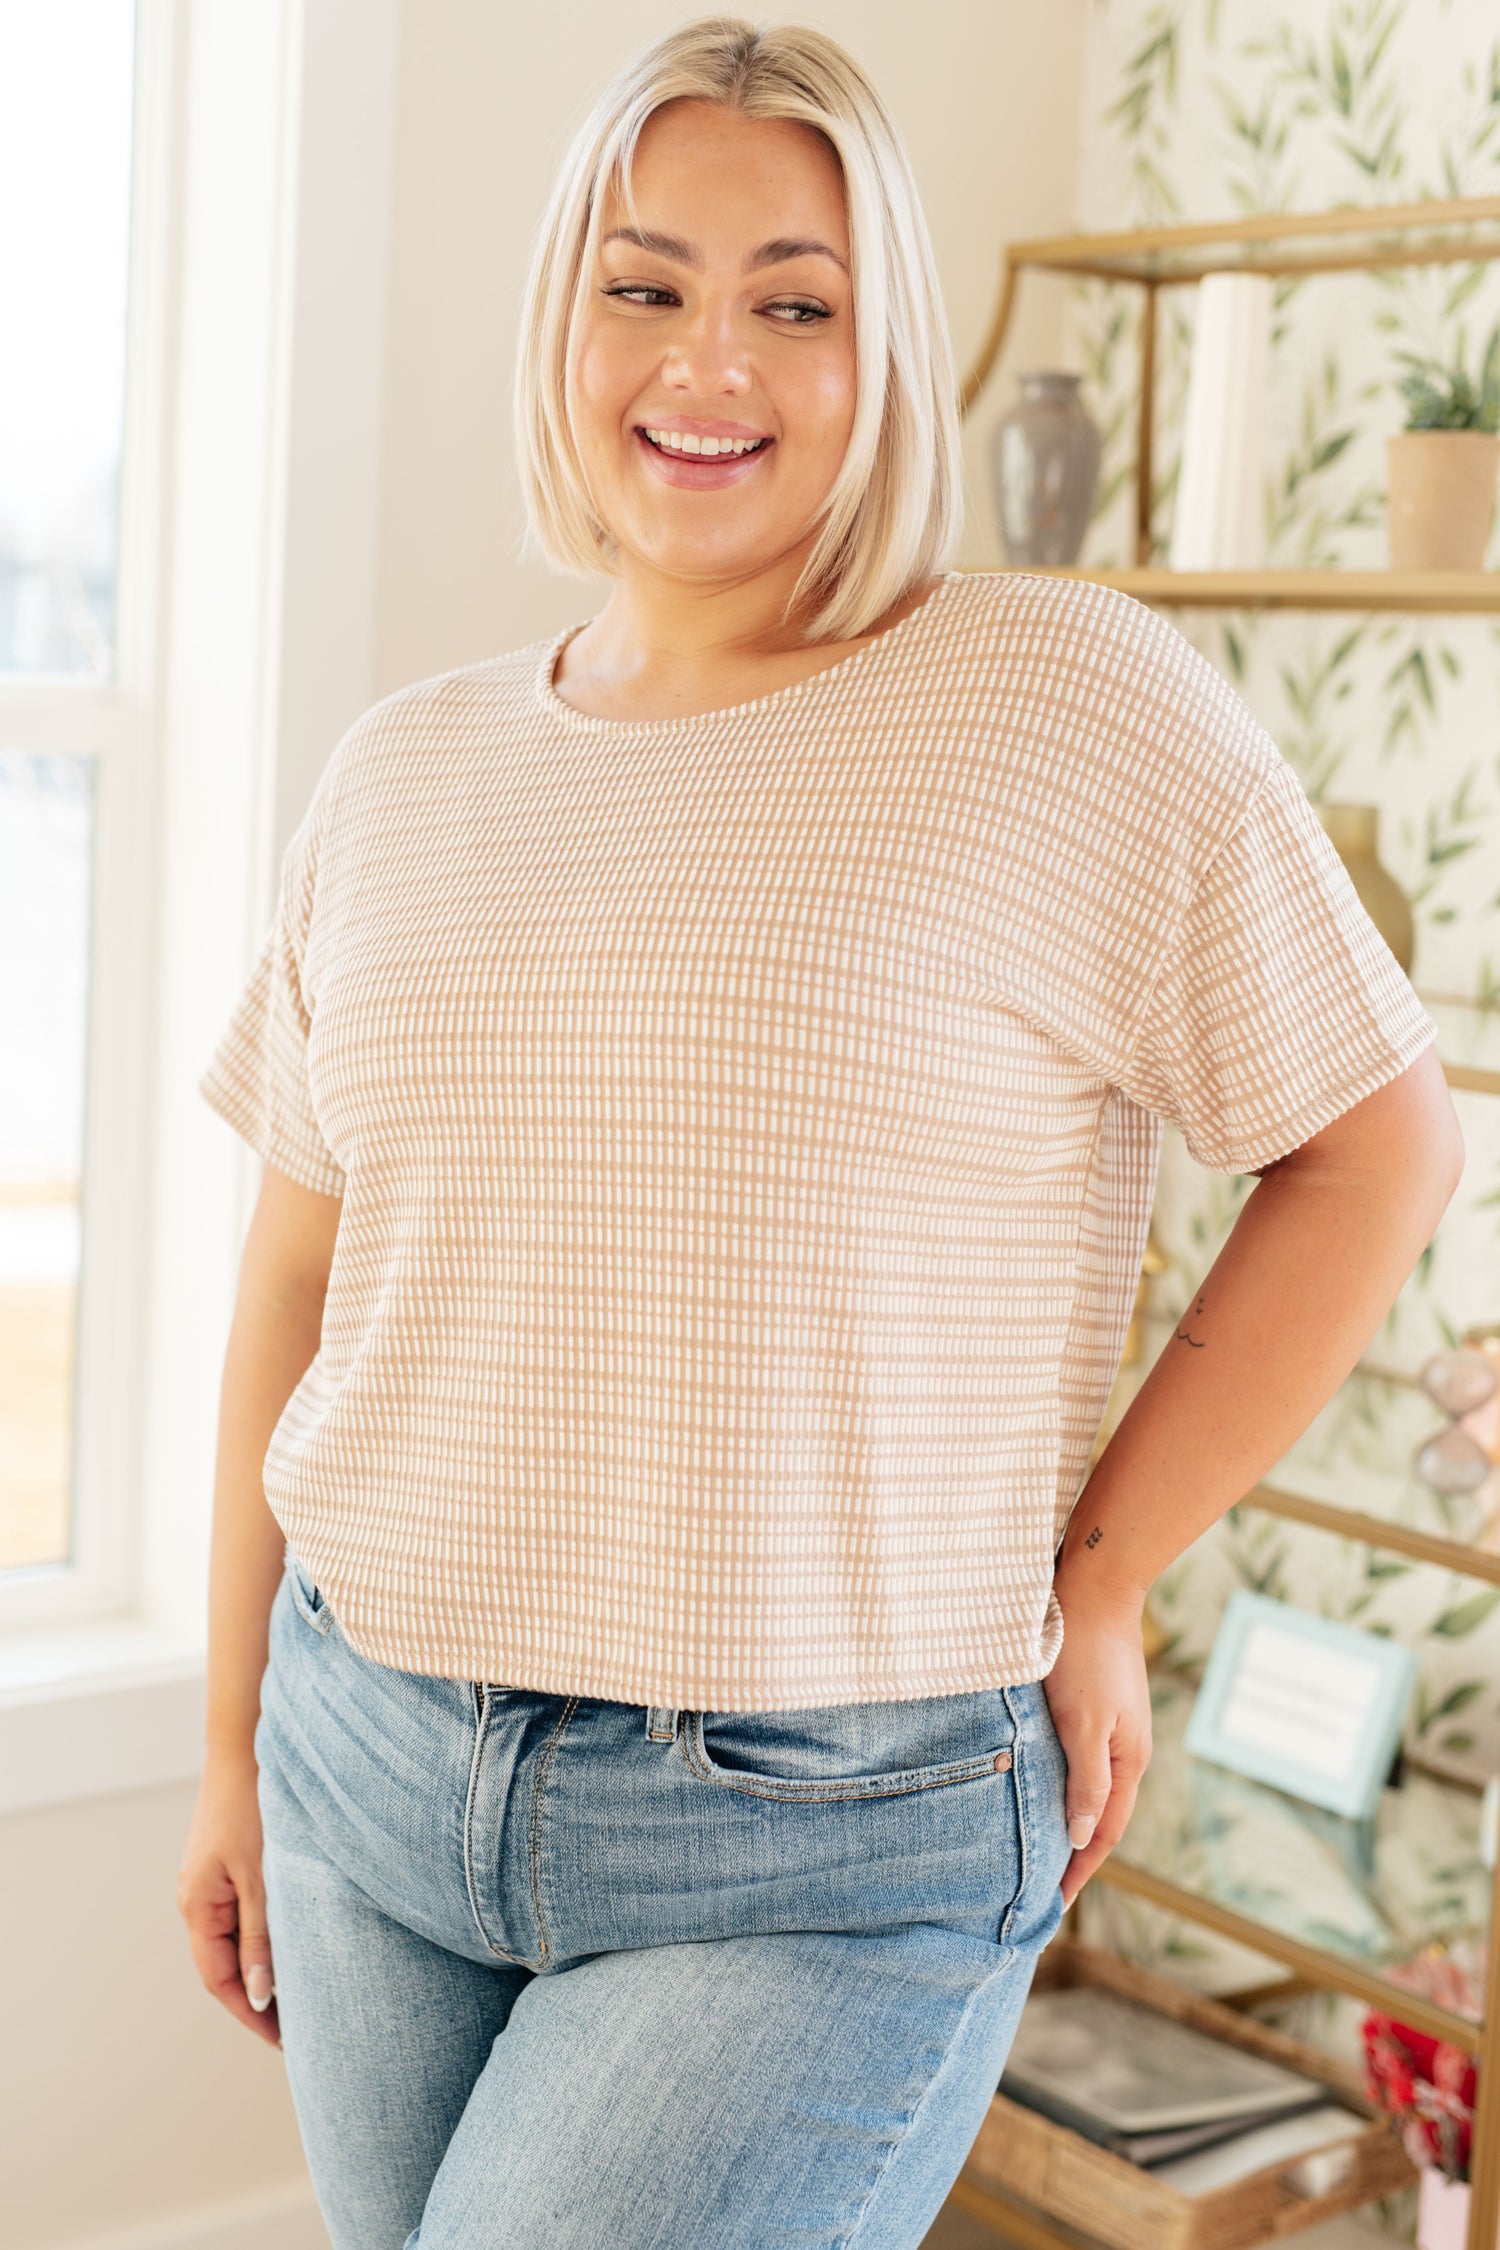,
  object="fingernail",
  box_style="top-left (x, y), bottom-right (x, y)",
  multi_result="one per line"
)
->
top-left (246, 1964), bottom-right (274, 2011)
top-left (1068, 1815), bottom-right (1096, 1849)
